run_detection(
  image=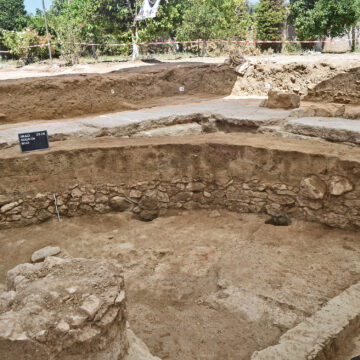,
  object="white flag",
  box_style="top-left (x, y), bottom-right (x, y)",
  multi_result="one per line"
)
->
top-left (136, 0), bottom-right (161, 21)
